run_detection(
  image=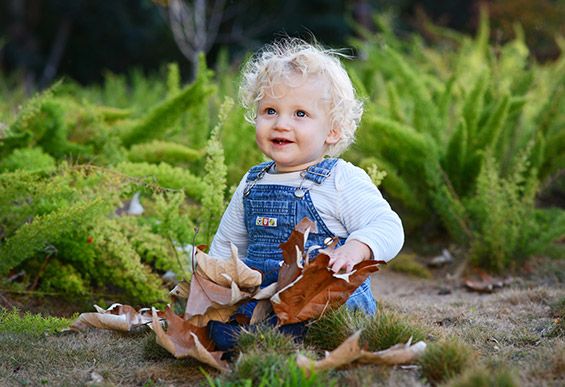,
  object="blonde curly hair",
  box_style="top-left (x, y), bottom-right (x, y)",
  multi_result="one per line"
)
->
top-left (239, 38), bottom-right (363, 157)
